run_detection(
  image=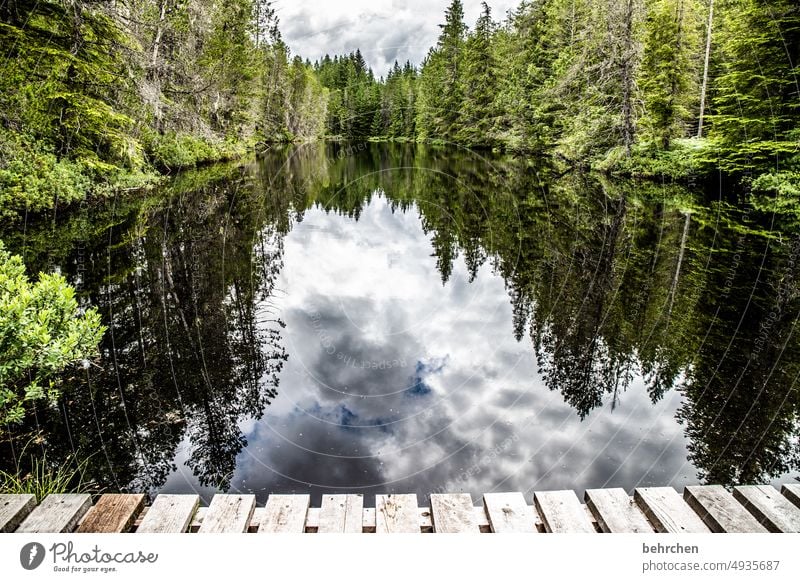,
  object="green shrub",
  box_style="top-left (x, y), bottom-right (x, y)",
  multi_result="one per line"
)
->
top-left (0, 241), bottom-right (105, 426)
top-left (0, 440), bottom-right (92, 501)
top-left (751, 171), bottom-right (800, 198)
top-left (143, 130), bottom-right (248, 171)
top-left (0, 133), bottom-right (92, 218)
